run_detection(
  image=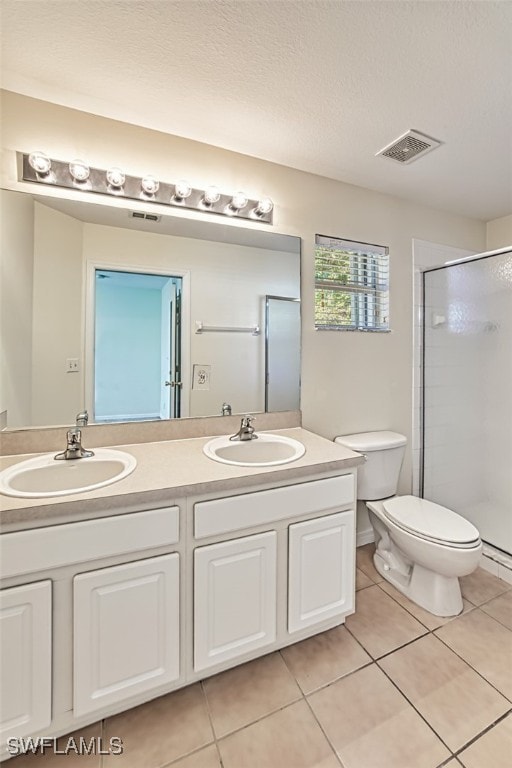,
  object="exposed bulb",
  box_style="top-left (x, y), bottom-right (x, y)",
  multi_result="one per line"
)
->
top-left (174, 180), bottom-right (192, 200)
top-left (255, 197), bottom-right (274, 216)
top-left (106, 167), bottom-right (125, 188)
top-left (28, 151), bottom-right (51, 175)
top-left (203, 185), bottom-right (220, 205)
top-left (230, 191), bottom-right (248, 211)
top-left (141, 175), bottom-right (159, 195)
top-left (69, 159), bottom-right (90, 182)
